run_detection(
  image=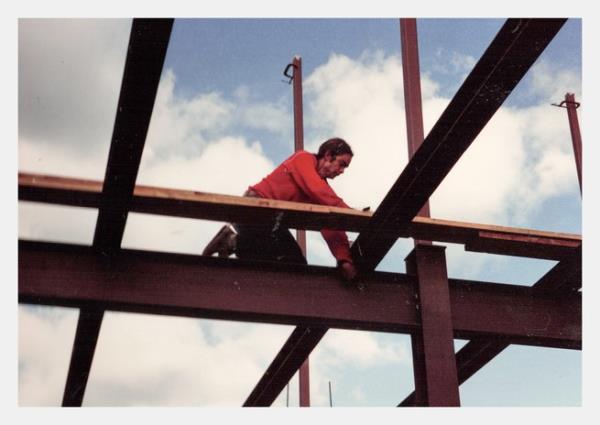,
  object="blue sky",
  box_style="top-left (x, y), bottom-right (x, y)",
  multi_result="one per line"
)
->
top-left (9, 3), bottom-right (595, 418)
